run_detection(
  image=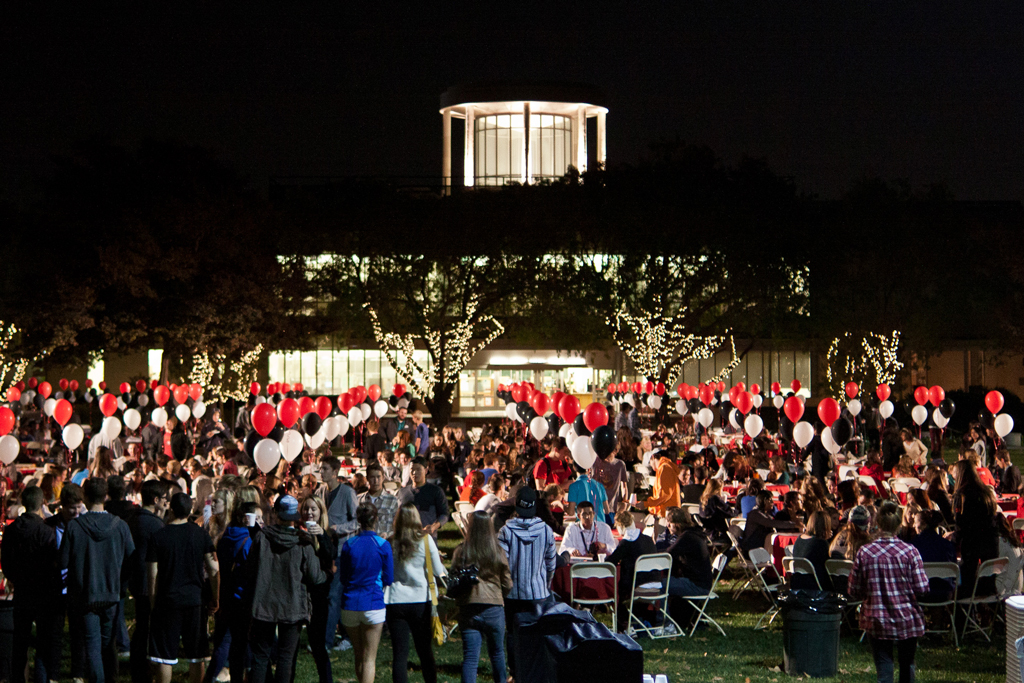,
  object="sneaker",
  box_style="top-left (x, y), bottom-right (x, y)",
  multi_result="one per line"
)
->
top-left (661, 623), bottom-right (679, 636)
top-left (331, 640), bottom-right (353, 652)
top-left (117, 650), bottom-right (130, 660)
top-left (215, 668), bottom-right (231, 682)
